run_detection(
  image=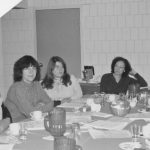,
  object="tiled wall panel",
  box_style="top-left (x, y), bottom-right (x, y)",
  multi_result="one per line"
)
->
top-left (1, 9), bottom-right (36, 98)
